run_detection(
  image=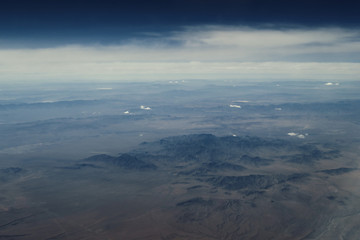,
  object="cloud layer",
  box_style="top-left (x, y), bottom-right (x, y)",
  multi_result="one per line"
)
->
top-left (0, 26), bottom-right (359, 83)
